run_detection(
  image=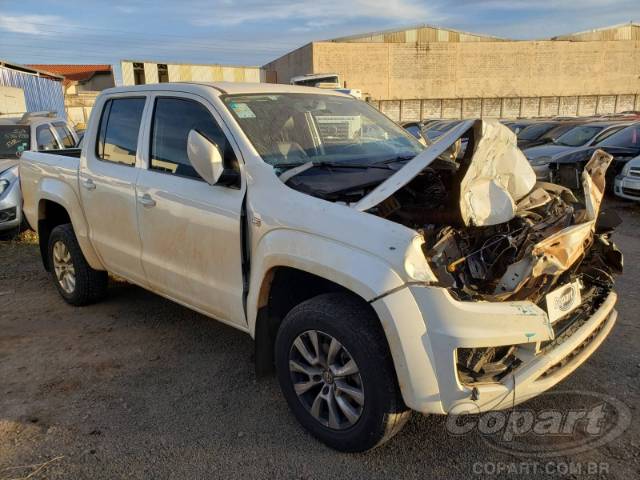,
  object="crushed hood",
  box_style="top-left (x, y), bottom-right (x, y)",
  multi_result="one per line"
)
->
top-left (354, 119), bottom-right (537, 227)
